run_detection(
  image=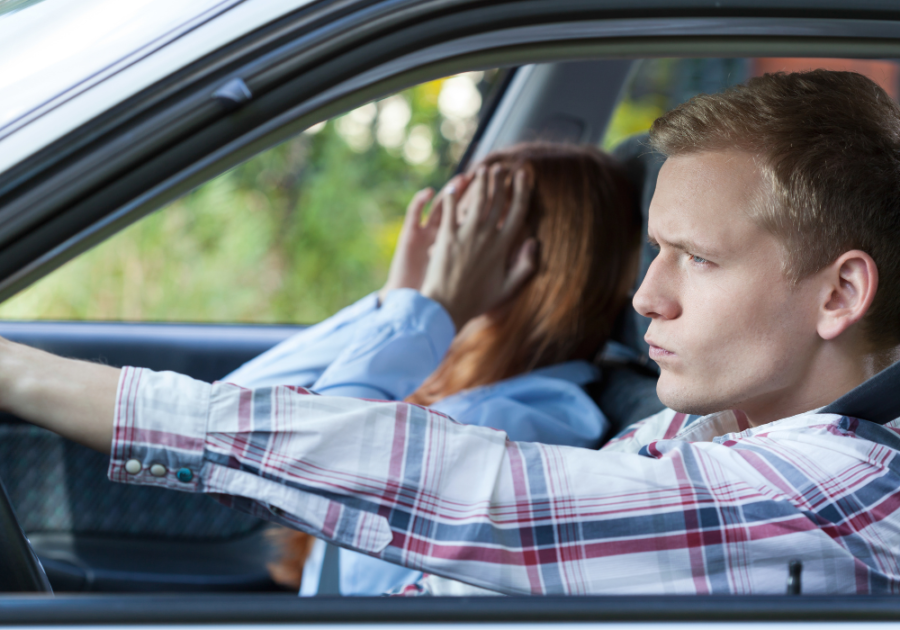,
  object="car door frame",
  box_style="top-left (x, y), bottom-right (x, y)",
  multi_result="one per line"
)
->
top-left (4, 0), bottom-right (900, 619)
